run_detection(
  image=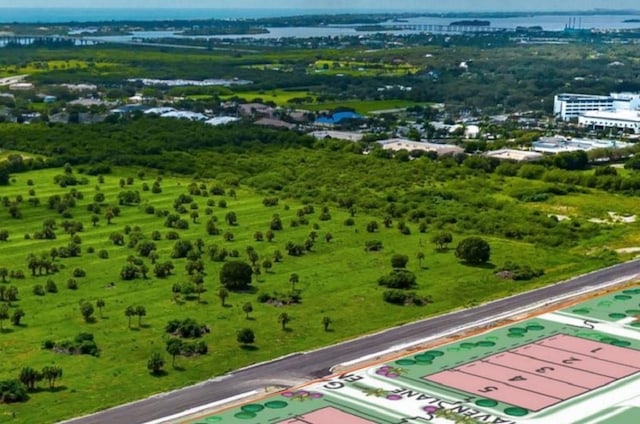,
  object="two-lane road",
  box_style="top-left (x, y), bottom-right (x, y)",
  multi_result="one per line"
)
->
top-left (64, 258), bottom-right (640, 424)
